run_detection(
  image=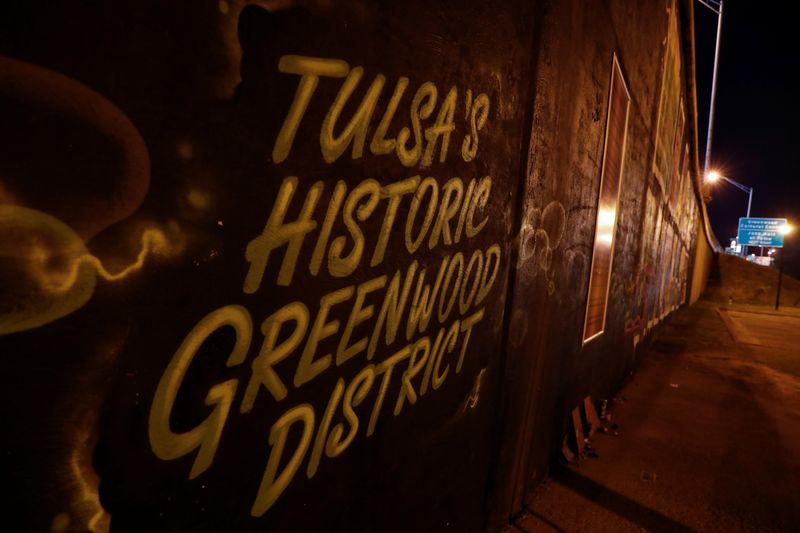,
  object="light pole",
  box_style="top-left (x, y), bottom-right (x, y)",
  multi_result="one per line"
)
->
top-left (705, 171), bottom-right (753, 255)
top-left (706, 171), bottom-right (752, 218)
top-left (697, 0), bottom-right (724, 175)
